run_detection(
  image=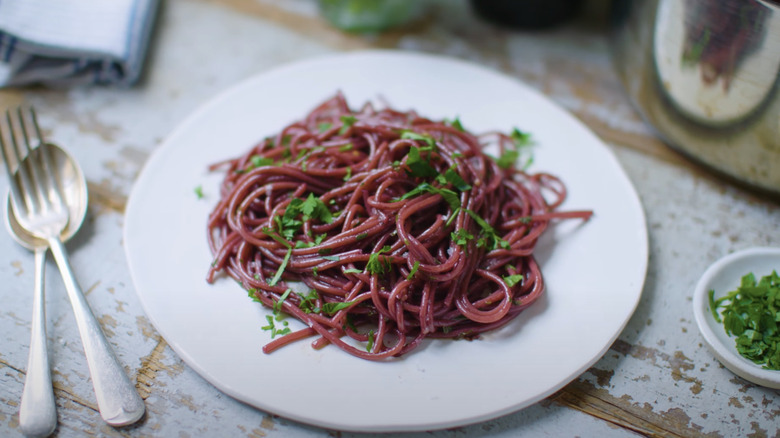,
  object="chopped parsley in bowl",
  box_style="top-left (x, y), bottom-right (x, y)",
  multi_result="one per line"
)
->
top-left (693, 247), bottom-right (780, 389)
